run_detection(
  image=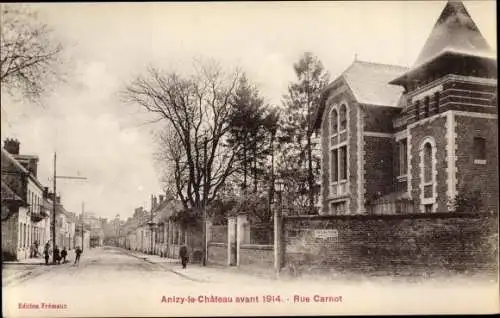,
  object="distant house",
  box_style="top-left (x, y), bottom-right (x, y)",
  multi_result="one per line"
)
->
top-left (1, 139), bottom-right (50, 261)
top-left (150, 194), bottom-right (201, 260)
top-left (313, 1), bottom-right (497, 215)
